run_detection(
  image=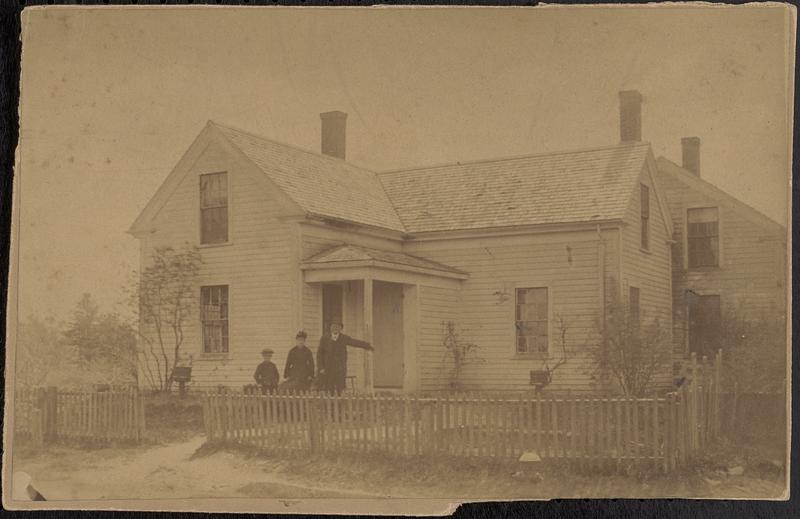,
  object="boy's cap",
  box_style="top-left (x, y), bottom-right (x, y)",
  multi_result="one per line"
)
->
top-left (296, 330), bottom-right (307, 338)
top-left (261, 348), bottom-right (274, 355)
top-left (329, 321), bottom-right (344, 327)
